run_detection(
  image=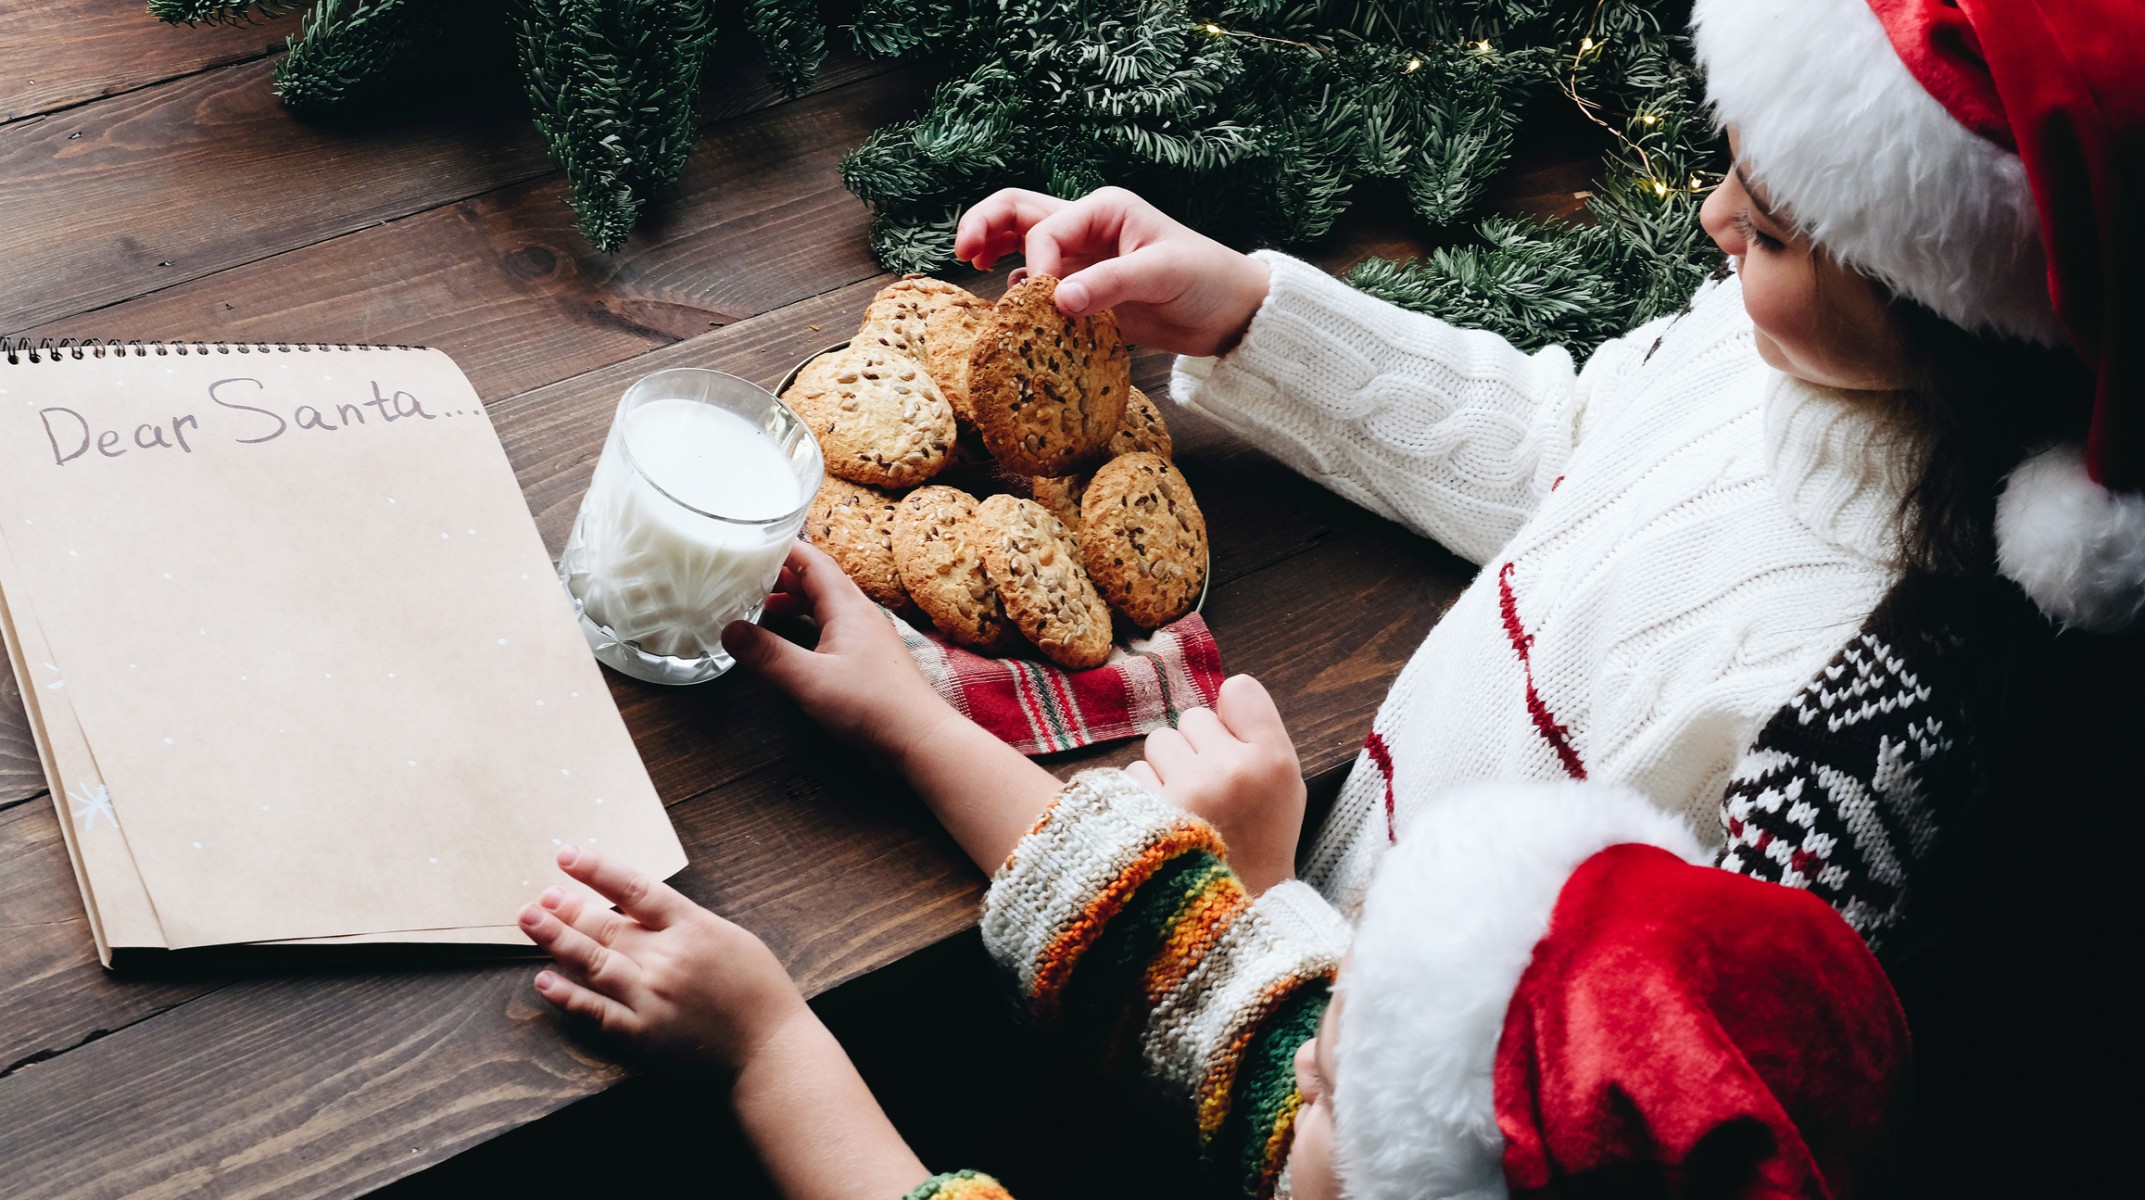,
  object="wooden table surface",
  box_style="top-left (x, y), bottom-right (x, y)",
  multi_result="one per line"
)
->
top-left (0, 9), bottom-right (1595, 1197)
